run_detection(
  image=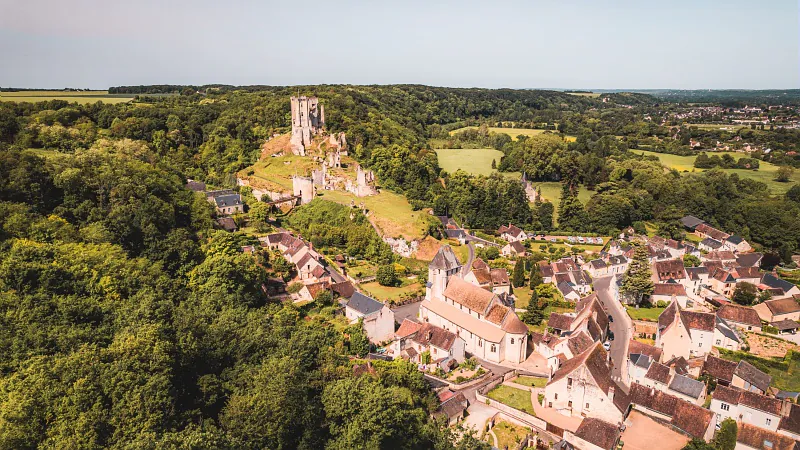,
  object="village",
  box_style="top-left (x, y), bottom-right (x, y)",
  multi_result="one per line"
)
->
top-left (192, 96), bottom-right (800, 450)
